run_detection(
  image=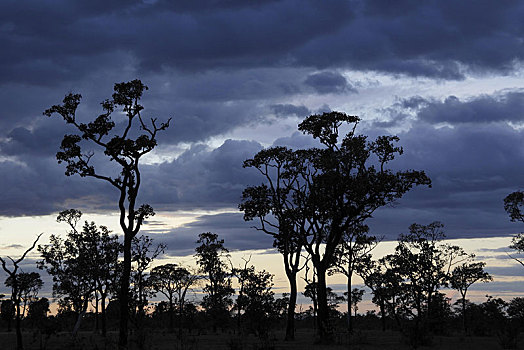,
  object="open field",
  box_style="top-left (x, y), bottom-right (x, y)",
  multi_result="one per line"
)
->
top-left (0, 329), bottom-right (521, 350)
